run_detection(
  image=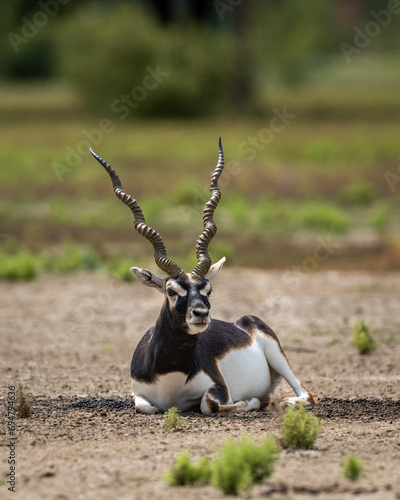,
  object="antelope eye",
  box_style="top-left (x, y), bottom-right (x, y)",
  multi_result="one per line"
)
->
top-left (166, 288), bottom-right (177, 297)
top-left (207, 290), bottom-right (212, 297)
